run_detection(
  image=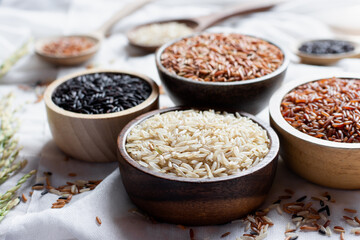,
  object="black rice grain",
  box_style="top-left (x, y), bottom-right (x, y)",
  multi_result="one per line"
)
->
top-left (273, 199), bottom-right (281, 205)
top-left (318, 205), bottom-right (331, 216)
top-left (44, 171), bottom-right (52, 176)
top-left (41, 189), bottom-right (49, 195)
top-left (325, 194), bottom-right (331, 201)
top-left (325, 205), bottom-right (331, 216)
top-left (296, 196), bottom-right (307, 202)
top-left (52, 73), bottom-right (152, 114)
top-left (32, 183), bottom-right (44, 187)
